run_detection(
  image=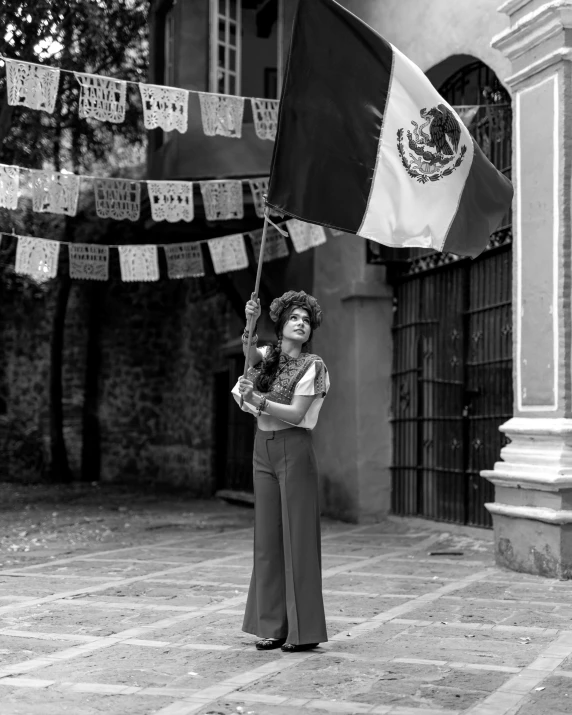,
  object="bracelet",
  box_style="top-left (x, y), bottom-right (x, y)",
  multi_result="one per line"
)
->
top-left (242, 330), bottom-right (258, 345)
top-left (256, 396), bottom-right (267, 417)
